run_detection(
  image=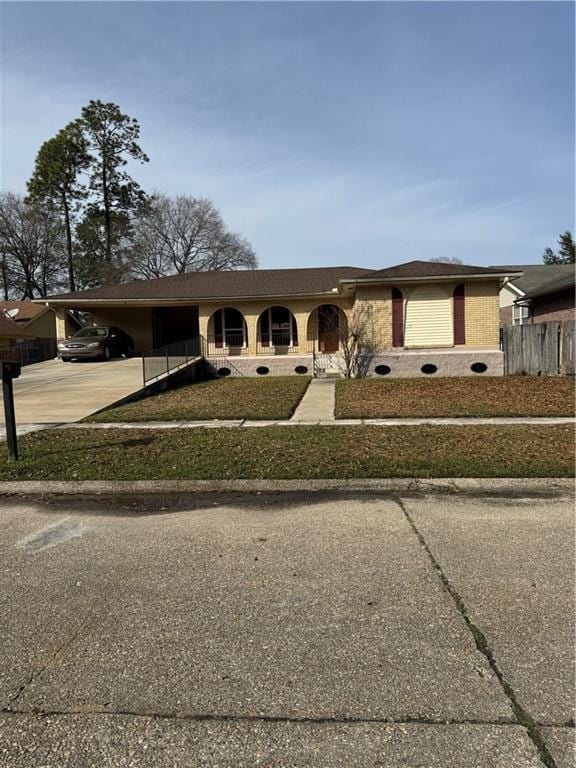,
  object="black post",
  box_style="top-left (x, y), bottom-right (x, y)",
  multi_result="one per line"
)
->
top-left (2, 376), bottom-right (18, 461)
